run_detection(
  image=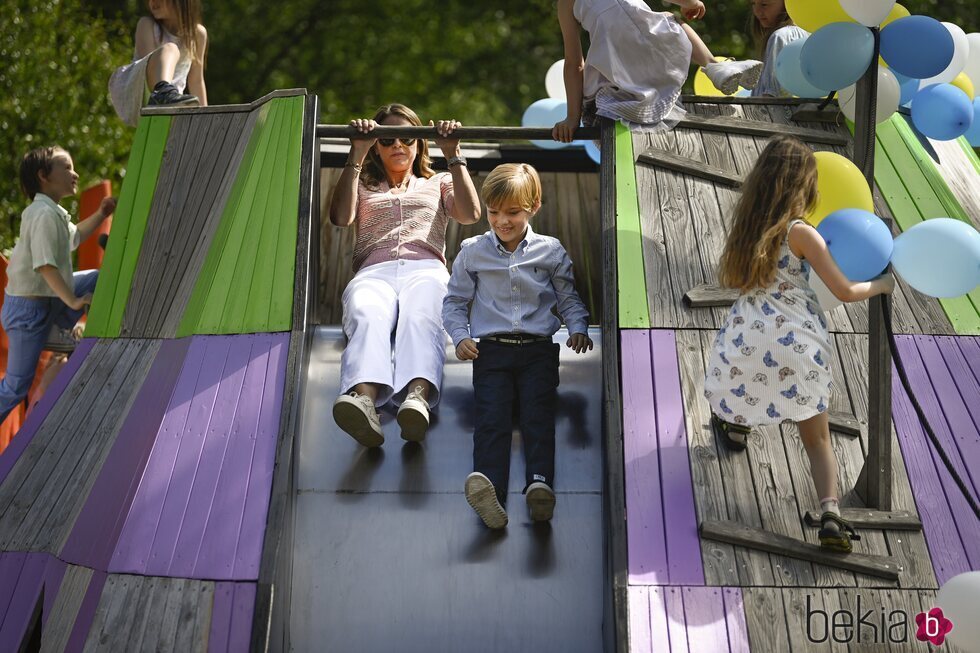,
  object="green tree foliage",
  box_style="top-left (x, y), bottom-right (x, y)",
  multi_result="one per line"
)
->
top-left (0, 0), bottom-right (132, 250)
